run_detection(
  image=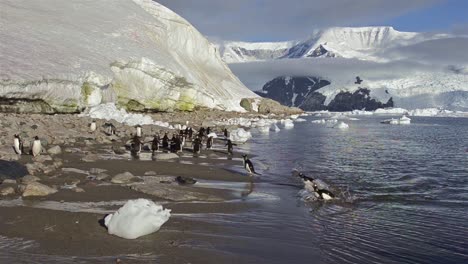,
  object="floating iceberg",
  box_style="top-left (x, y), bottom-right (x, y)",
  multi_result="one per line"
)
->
top-left (399, 115), bottom-right (411, 124)
top-left (270, 124), bottom-right (281, 132)
top-left (311, 119), bottom-right (326, 124)
top-left (104, 199), bottom-right (171, 239)
top-left (229, 128), bottom-right (252, 143)
top-left (294, 118), bottom-right (307, 122)
top-left (283, 119), bottom-right (294, 128)
top-left (334, 121), bottom-right (349, 129)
